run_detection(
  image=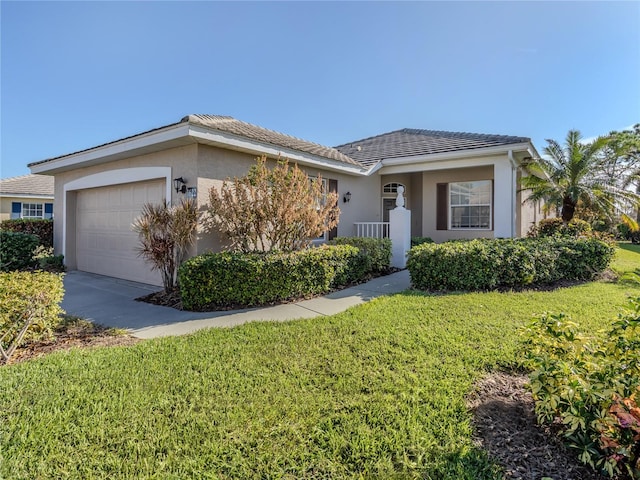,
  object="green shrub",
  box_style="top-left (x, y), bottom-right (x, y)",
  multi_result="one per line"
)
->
top-left (411, 236), bottom-right (434, 247)
top-left (0, 218), bottom-right (53, 247)
top-left (328, 237), bottom-right (391, 273)
top-left (0, 271), bottom-right (64, 362)
top-left (0, 231), bottom-right (40, 271)
top-left (522, 299), bottom-right (640, 478)
top-left (528, 217), bottom-right (592, 238)
top-left (407, 240), bottom-right (499, 291)
top-left (178, 245), bottom-right (362, 310)
top-left (407, 237), bottom-right (615, 291)
top-left (32, 246), bottom-right (65, 272)
top-left (550, 236), bottom-right (616, 281)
